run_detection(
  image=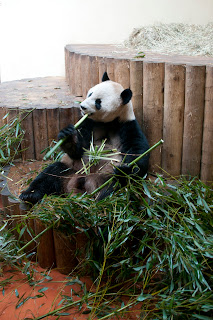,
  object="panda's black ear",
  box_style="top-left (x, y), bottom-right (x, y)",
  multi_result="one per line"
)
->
top-left (121, 89), bottom-right (132, 105)
top-left (102, 72), bottom-right (110, 82)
